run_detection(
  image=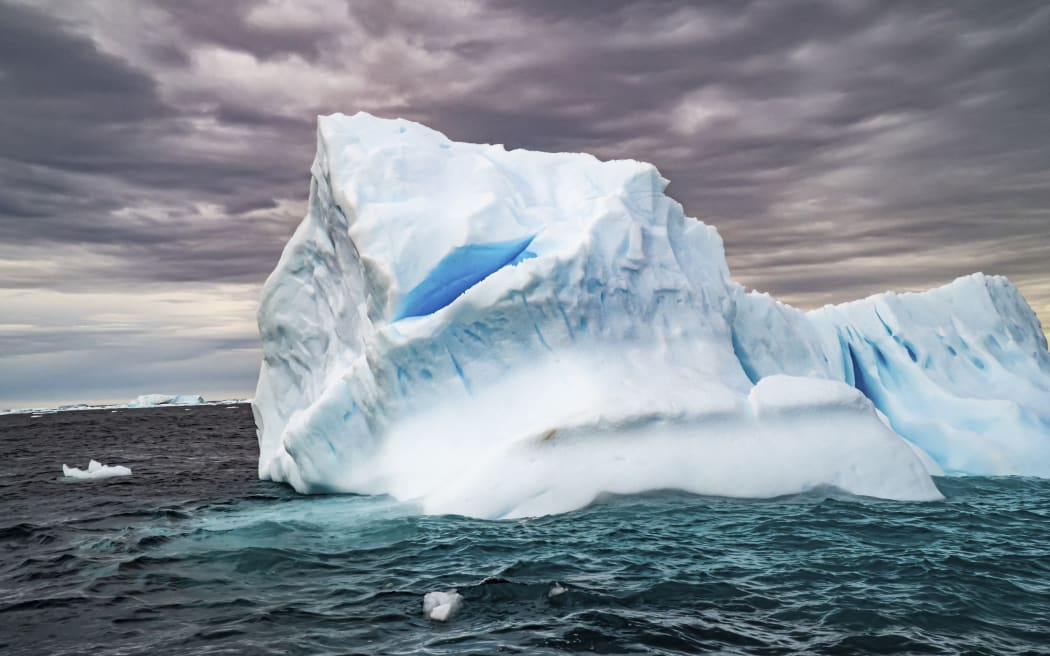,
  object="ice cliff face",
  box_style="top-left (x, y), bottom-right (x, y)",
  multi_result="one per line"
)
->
top-left (253, 112), bottom-right (1049, 518)
top-left (731, 275), bottom-right (1050, 476)
top-left (819, 277), bottom-right (1050, 475)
